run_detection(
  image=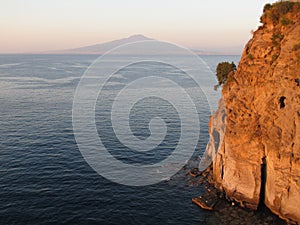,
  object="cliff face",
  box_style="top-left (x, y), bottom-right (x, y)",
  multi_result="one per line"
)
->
top-left (209, 2), bottom-right (300, 223)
